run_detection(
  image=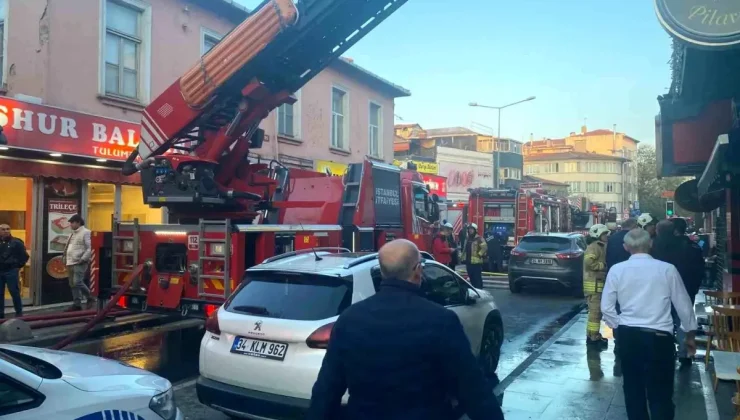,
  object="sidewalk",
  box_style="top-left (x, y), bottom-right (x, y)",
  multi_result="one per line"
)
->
top-left (497, 311), bottom-right (720, 420)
